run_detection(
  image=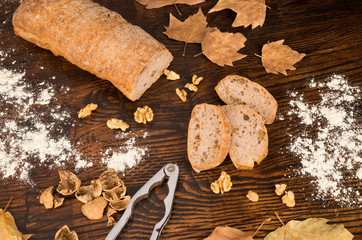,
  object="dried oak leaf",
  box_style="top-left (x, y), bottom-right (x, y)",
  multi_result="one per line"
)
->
top-left (75, 180), bottom-right (102, 203)
top-left (55, 225), bottom-right (78, 240)
top-left (164, 8), bottom-right (208, 43)
top-left (209, 0), bottom-right (266, 28)
top-left (261, 39), bottom-right (305, 75)
top-left (0, 208), bottom-right (33, 240)
top-left (56, 171), bottom-right (81, 196)
top-left (136, 0), bottom-right (205, 9)
top-left (204, 226), bottom-right (252, 240)
top-left (102, 186), bottom-right (126, 202)
top-left (109, 196), bottom-right (131, 211)
top-left (81, 197), bottom-right (108, 220)
top-left (201, 27), bottom-right (247, 66)
top-left (99, 169), bottom-right (124, 192)
top-left (265, 218), bottom-right (354, 240)
top-left (40, 186), bottom-right (64, 209)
